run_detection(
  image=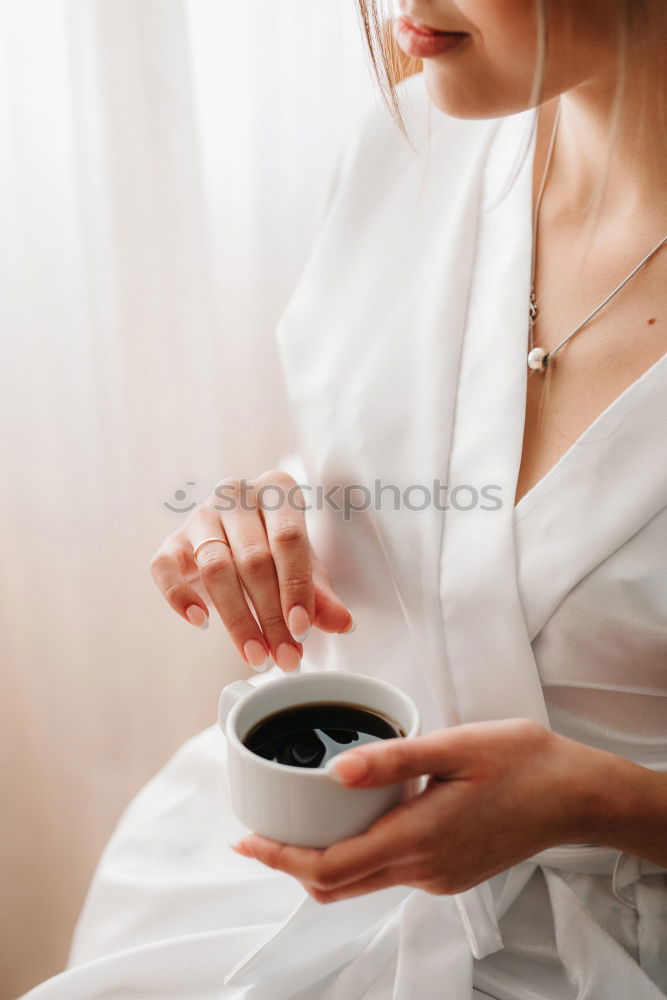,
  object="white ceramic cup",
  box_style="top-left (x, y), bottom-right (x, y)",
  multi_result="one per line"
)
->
top-left (218, 671), bottom-right (421, 848)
